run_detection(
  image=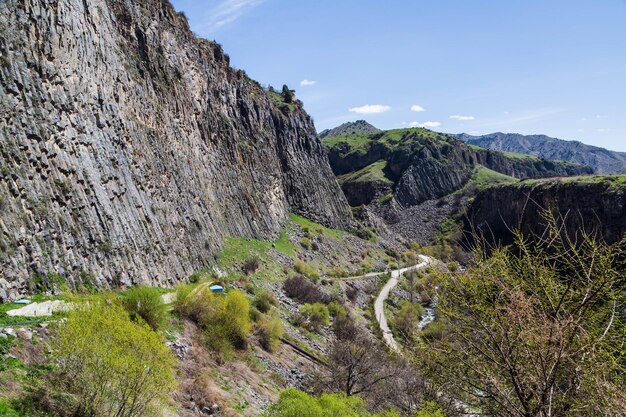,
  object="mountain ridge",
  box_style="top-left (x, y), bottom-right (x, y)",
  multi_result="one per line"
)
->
top-left (318, 120), bottom-right (381, 139)
top-left (452, 132), bottom-right (626, 174)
